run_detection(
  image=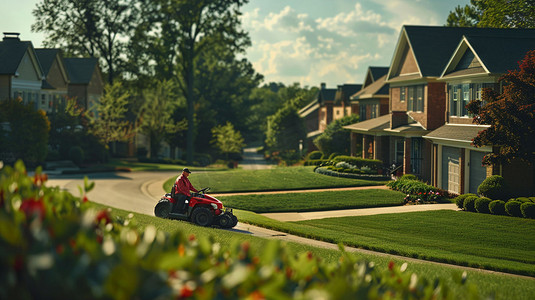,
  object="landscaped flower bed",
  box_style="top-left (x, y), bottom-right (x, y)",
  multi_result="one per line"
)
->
top-left (387, 175), bottom-right (451, 204)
